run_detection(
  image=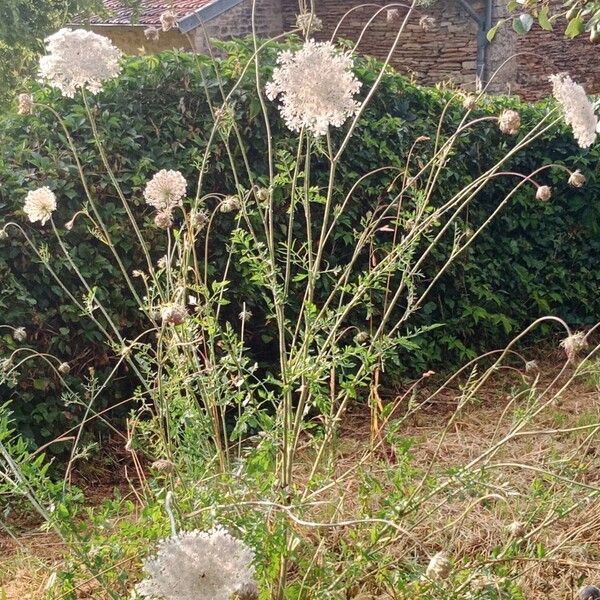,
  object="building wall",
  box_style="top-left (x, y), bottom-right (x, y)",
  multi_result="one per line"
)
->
top-left (95, 0), bottom-right (600, 101)
top-left (90, 26), bottom-right (192, 55)
top-left (488, 10), bottom-right (600, 99)
top-left (191, 0), bottom-right (283, 52)
top-left (281, 0), bottom-right (600, 100)
top-left (281, 0), bottom-right (483, 89)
